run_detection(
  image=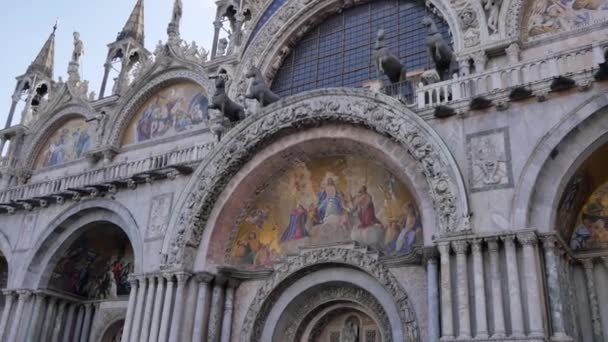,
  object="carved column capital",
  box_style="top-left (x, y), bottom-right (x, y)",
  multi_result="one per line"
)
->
top-left (452, 240), bottom-right (469, 254)
top-left (16, 290), bottom-right (32, 298)
top-left (164, 273), bottom-right (176, 283)
top-left (196, 272), bottom-right (214, 284)
top-left (517, 232), bottom-right (538, 245)
top-left (540, 235), bottom-right (558, 250)
top-left (501, 234), bottom-right (516, 247)
top-left (471, 239), bottom-right (483, 253)
top-left (173, 272), bottom-right (192, 284)
top-left (582, 258), bottom-right (595, 270)
top-left (423, 247), bottom-right (439, 263)
top-left (485, 237), bottom-right (500, 251)
top-left (437, 242), bottom-right (451, 255)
